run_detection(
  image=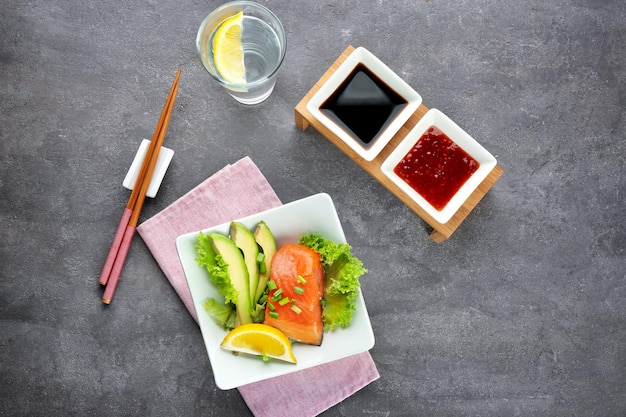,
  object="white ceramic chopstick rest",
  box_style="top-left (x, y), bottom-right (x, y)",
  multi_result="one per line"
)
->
top-left (122, 139), bottom-right (174, 198)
